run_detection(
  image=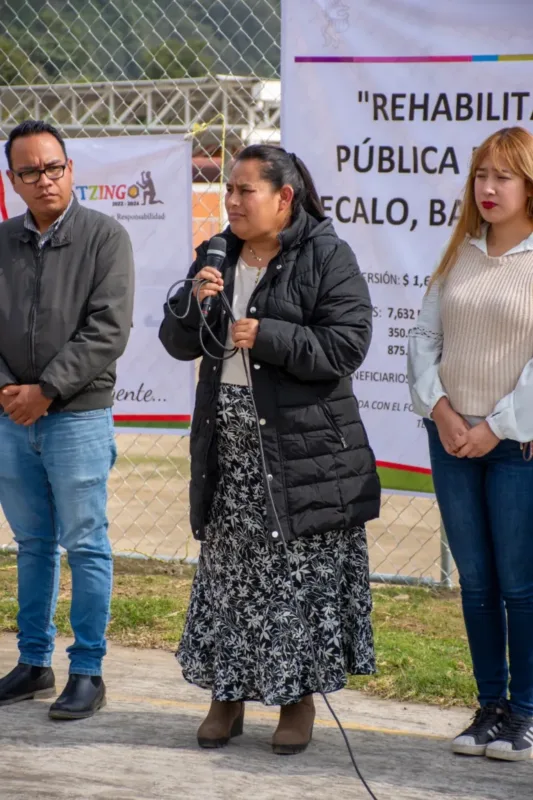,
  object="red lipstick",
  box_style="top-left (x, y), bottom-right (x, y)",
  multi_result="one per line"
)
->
top-left (482, 201), bottom-right (496, 209)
